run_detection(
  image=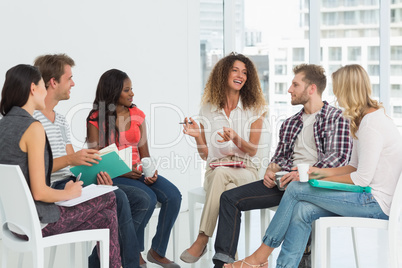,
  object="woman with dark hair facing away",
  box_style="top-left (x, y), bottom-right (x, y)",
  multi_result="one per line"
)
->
top-left (0, 64), bottom-right (122, 268)
top-left (223, 64), bottom-right (402, 267)
top-left (86, 69), bottom-right (182, 268)
top-left (180, 52), bottom-right (268, 263)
